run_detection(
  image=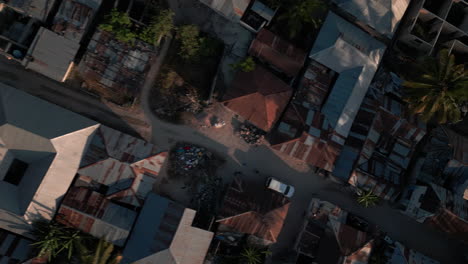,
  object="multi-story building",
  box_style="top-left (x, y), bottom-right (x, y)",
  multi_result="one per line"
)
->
top-left (397, 0), bottom-right (468, 62)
